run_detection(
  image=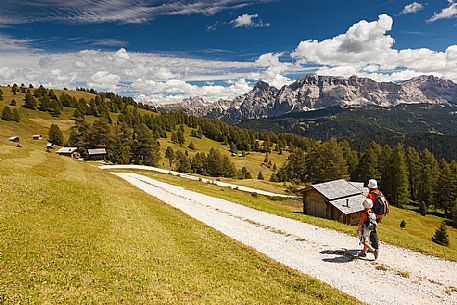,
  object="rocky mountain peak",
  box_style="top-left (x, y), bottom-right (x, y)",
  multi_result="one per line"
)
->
top-left (163, 74), bottom-right (457, 122)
